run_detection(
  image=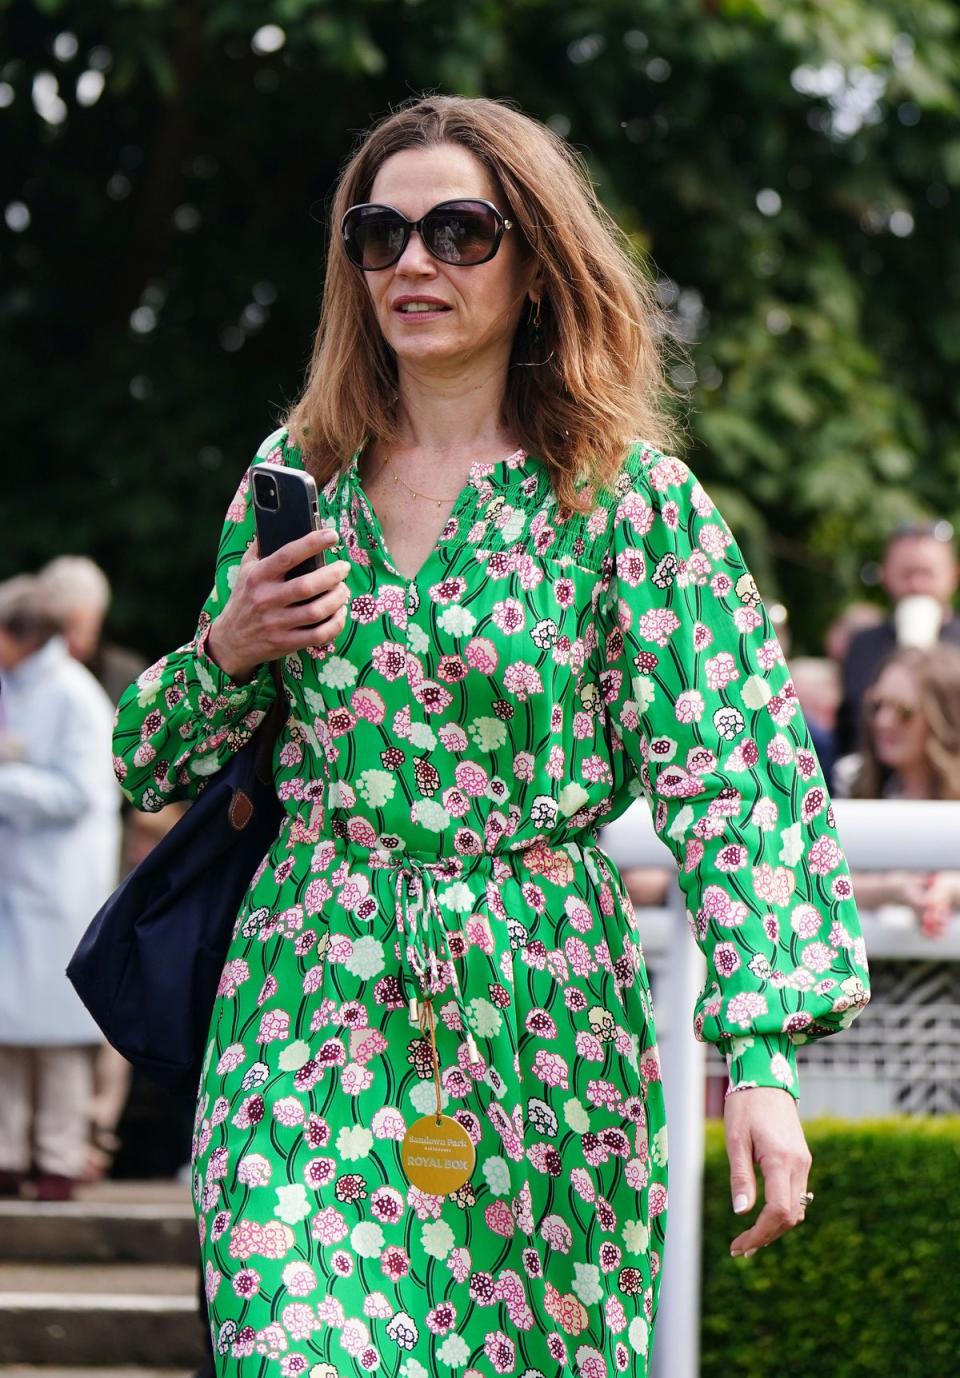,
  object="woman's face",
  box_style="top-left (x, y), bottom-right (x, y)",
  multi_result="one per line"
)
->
top-left (361, 143), bottom-right (534, 374)
top-left (866, 662), bottom-right (928, 773)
